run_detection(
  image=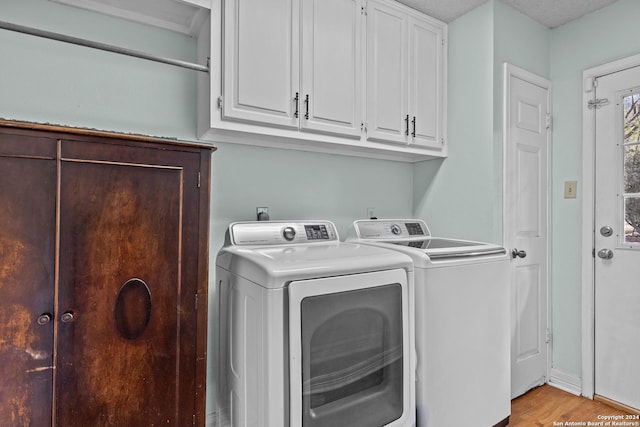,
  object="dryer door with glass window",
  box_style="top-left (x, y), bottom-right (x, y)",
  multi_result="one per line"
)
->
top-left (288, 269), bottom-right (412, 427)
